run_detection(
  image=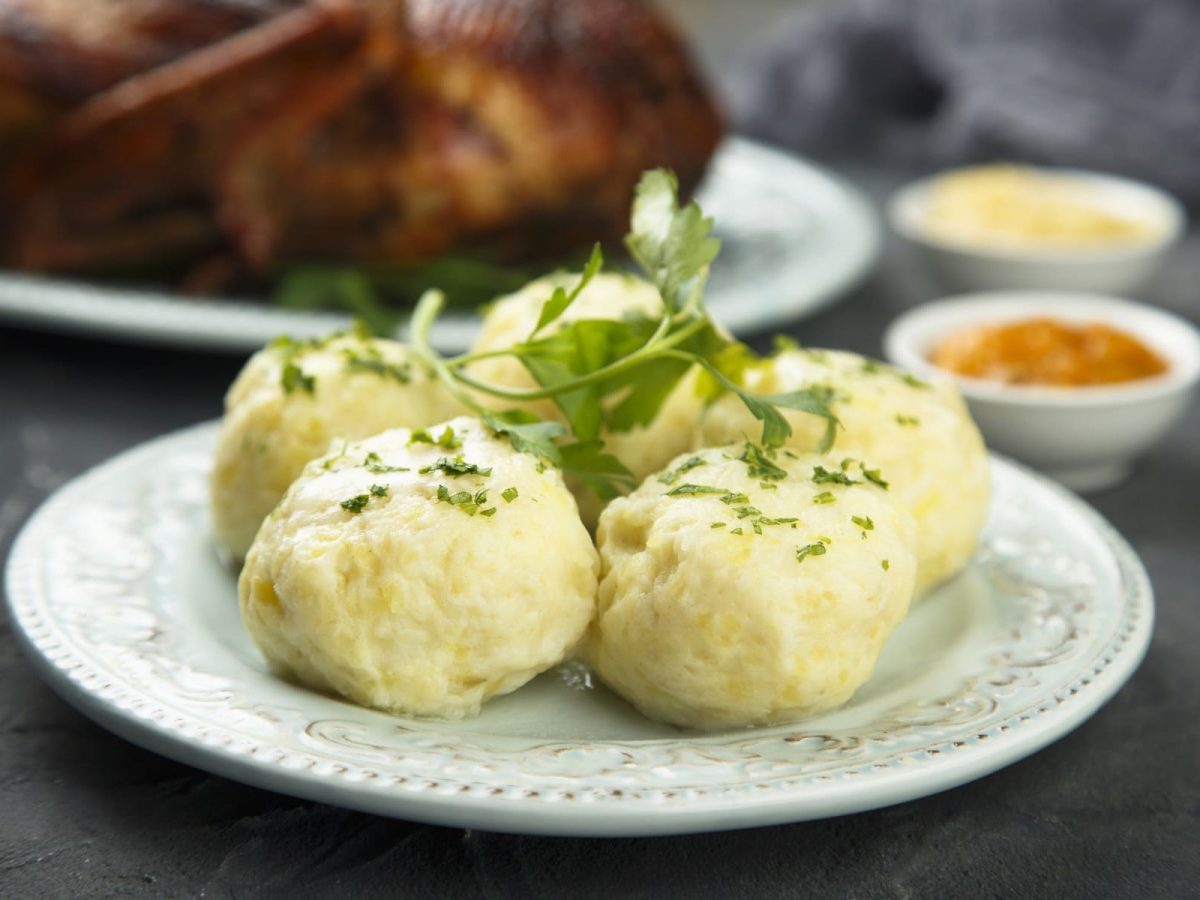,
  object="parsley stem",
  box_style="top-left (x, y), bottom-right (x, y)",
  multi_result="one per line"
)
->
top-left (409, 290), bottom-right (491, 416)
top-left (443, 314), bottom-right (712, 403)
